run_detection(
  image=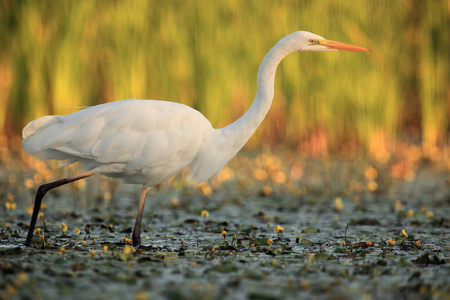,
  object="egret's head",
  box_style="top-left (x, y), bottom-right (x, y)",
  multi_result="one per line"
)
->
top-left (290, 31), bottom-right (372, 52)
